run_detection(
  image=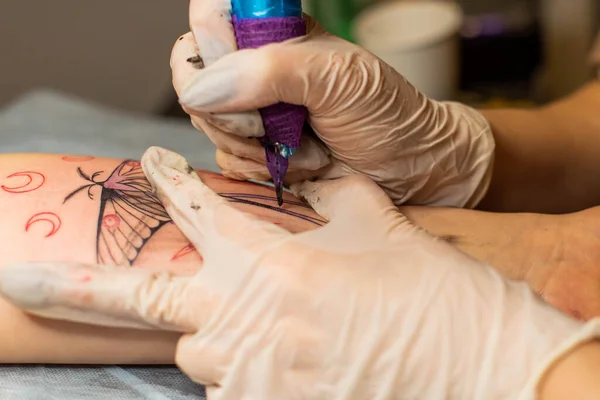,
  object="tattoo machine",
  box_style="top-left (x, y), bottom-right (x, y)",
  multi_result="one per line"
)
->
top-left (231, 0), bottom-right (308, 206)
